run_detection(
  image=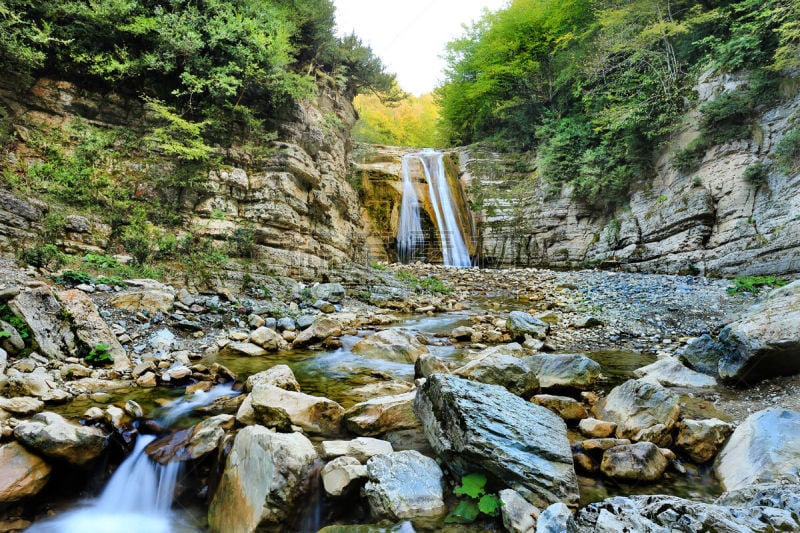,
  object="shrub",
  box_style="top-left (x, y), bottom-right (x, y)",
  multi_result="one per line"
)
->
top-left (85, 344), bottom-right (114, 366)
top-left (445, 473), bottom-right (501, 524)
top-left (775, 127), bottom-right (800, 174)
top-left (673, 137), bottom-right (710, 173)
top-left (742, 161), bottom-right (770, 186)
top-left (19, 244), bottom-right (65, 269)
top-left (727, 275), bottom-right (787, 295)
top-left (699, 91), bottom-right (755, 144)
